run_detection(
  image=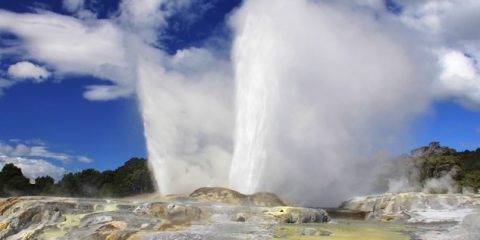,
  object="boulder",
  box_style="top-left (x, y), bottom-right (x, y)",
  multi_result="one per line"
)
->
top-left (263, 207), bottom-right (330, 223)
top-left (189, 187), bottom-right (287, 207)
